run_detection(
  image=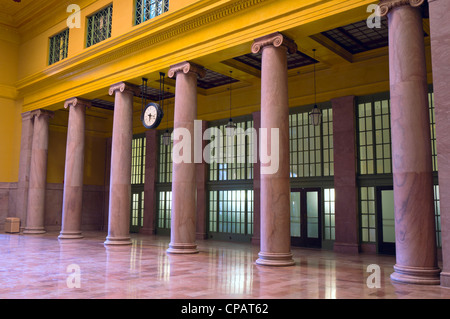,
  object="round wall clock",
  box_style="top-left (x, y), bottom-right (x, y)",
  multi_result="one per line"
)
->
top-left (142, 102), bottom-right (164, 129)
